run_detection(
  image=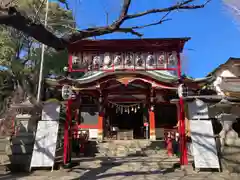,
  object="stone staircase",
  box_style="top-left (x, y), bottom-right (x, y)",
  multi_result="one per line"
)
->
top-left (89, 140), bottom-right (183, 169)
top-left (96, 140), bottom-right (168, 157)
